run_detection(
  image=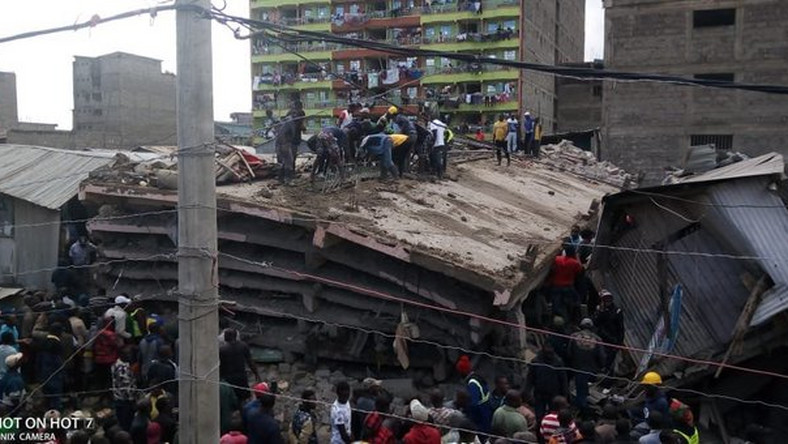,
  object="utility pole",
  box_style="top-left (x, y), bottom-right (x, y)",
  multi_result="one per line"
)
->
top-left (176, 0), bottom-right (219, 443)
